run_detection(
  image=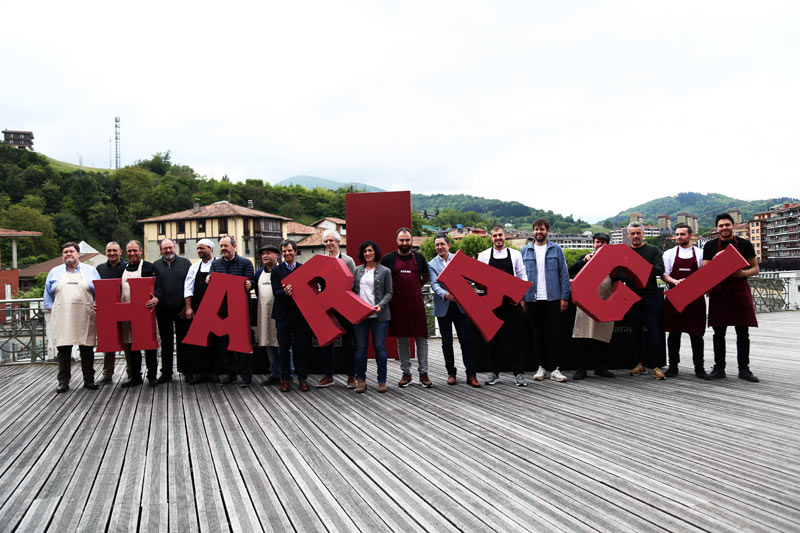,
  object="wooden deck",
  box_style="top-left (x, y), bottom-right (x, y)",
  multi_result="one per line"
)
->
top-left (0, 311), bottom-right (798, 532)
